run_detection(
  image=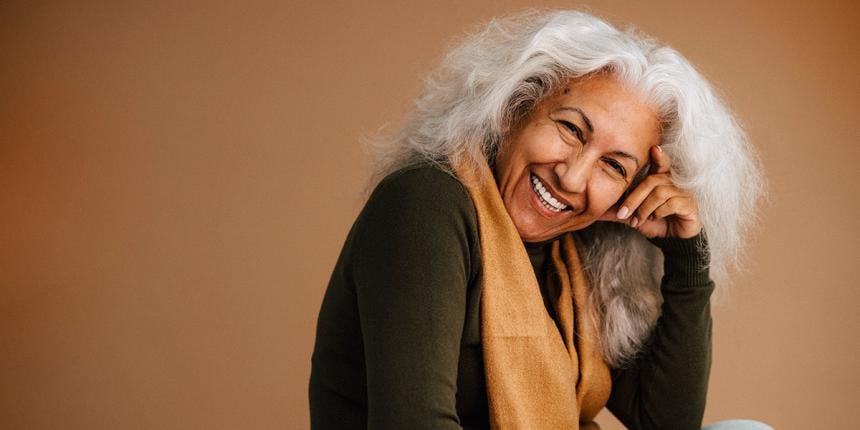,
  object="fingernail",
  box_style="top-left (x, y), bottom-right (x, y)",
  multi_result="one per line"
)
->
top-left (617, 206), bottom-right (630, 219)
top-left (657, 145), bottom-right (663, 152)
top-left (630, 217), bottom-right (639, 228)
